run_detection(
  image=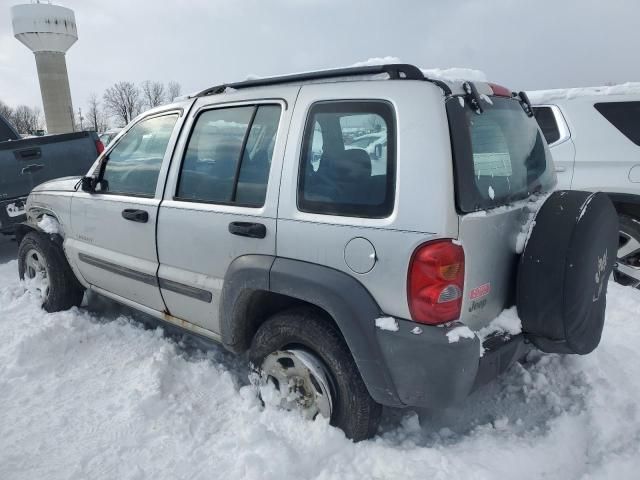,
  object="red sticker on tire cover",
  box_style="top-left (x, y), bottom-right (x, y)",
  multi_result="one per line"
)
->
top-left (470, 283), bottom-right (491, 300)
